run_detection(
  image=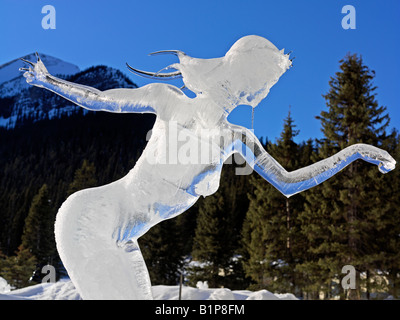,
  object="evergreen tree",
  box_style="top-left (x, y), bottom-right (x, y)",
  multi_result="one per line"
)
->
top-left (140, 217), bottom-right (186, 286)
top-left (187, 158), bottom-right (252, 289)
top-left (298, 53), bottom-right (393, 299)
top-left (21, 184), bottom-right (56, 264)
top-left (215, 157), bottom-right (253, 290)
top-left (242, 111), bottom-right (310, 295)
top-left (67, 159), bottom-right (98, 196)
top-left (0, 245), bottom-right (37, 289)
top-left (189, 194), bottom-right (227, 288)
top-left (373, 131), bottom-right (400, 298)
